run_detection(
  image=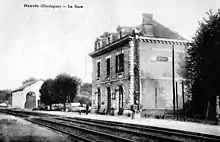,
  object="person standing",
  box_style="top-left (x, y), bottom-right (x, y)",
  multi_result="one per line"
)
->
top-left (131, 105), bottom-right (136, 119)
top-left (86, 104), bottom-right (89, 115)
